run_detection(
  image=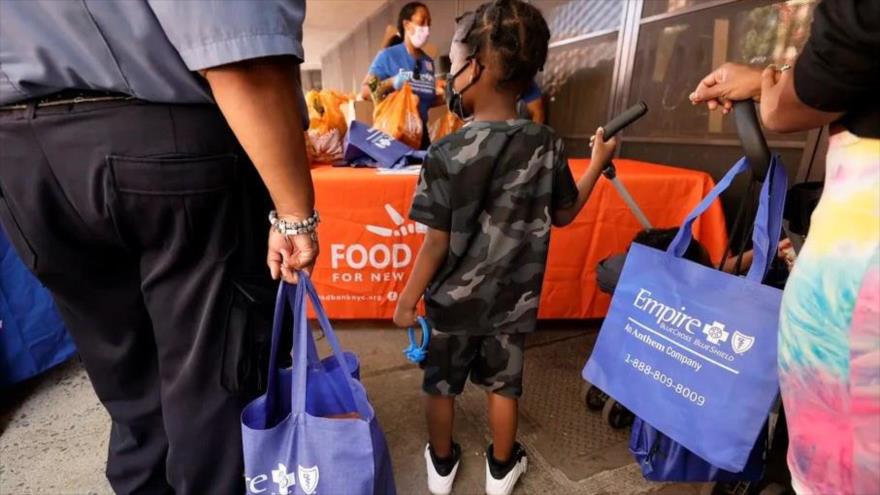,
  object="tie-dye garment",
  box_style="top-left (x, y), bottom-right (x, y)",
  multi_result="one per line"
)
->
top-left (779, 131), bottom-right (880, 495)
